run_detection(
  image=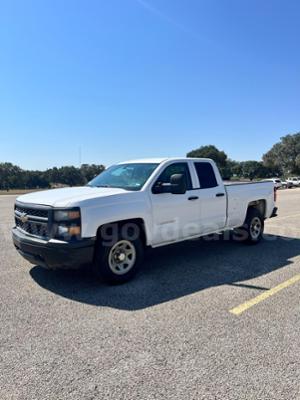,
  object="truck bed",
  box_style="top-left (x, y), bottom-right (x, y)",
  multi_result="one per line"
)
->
top-left (224, 181), bottom-right (274, 228)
